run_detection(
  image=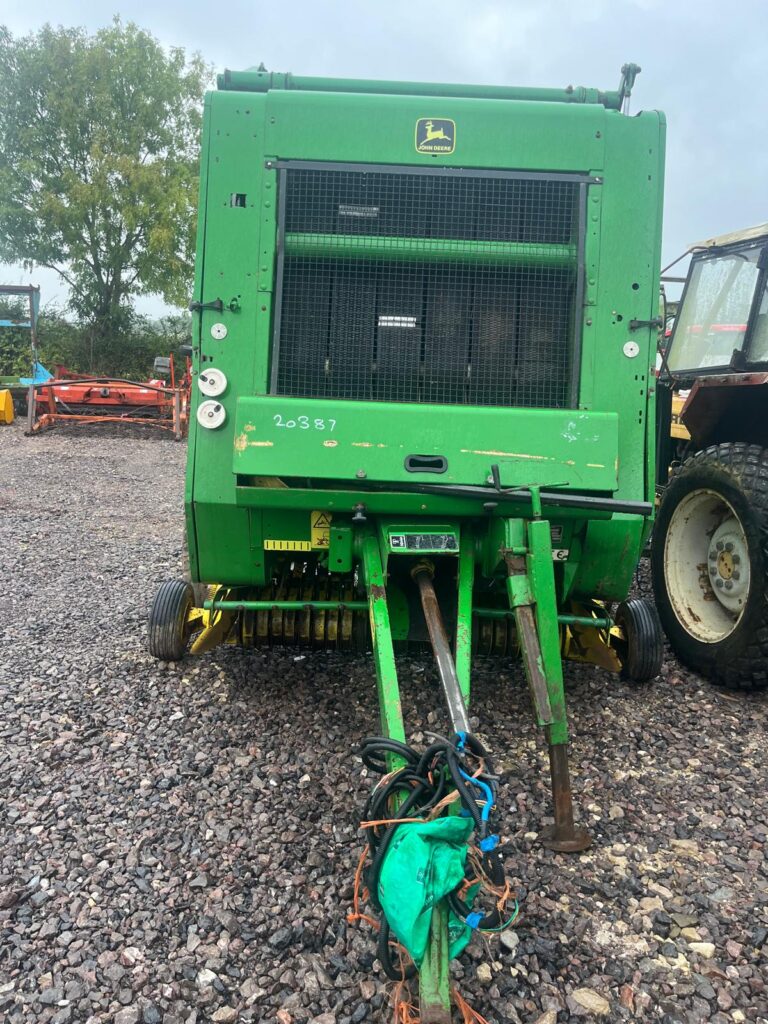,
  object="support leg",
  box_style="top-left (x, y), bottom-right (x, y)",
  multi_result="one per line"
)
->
top-left (542, 733), bottom-right (590, 852)
top-left (504, 517), bottom-right (591, 853)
